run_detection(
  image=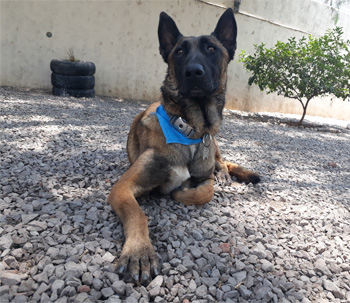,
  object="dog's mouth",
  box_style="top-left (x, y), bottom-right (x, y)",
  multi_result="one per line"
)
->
top-left (180, 85), bottom-right (214, 98)
top-left (189, 86), bottom-right (205, 96)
